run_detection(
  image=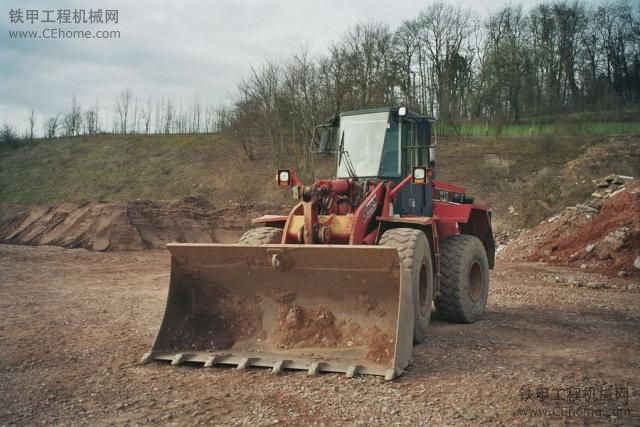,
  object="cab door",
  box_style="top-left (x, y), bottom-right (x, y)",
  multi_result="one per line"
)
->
top-left (395, 119), bottom-right (432, 216)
